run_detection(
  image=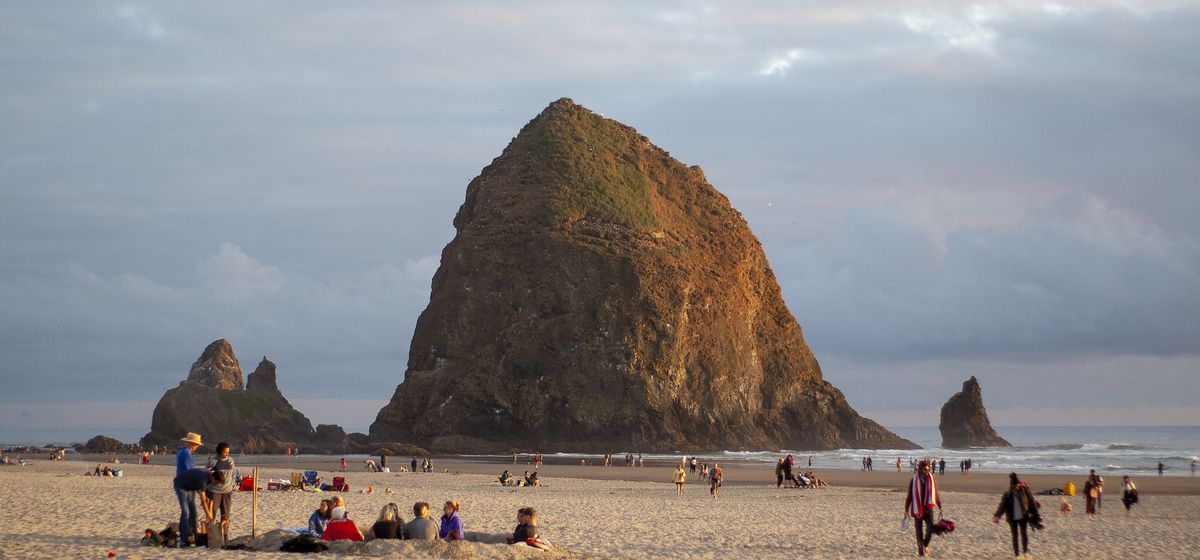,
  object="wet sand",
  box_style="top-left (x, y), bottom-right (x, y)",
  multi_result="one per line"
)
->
top-left (81, 453), bottom-right (1200, 496)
